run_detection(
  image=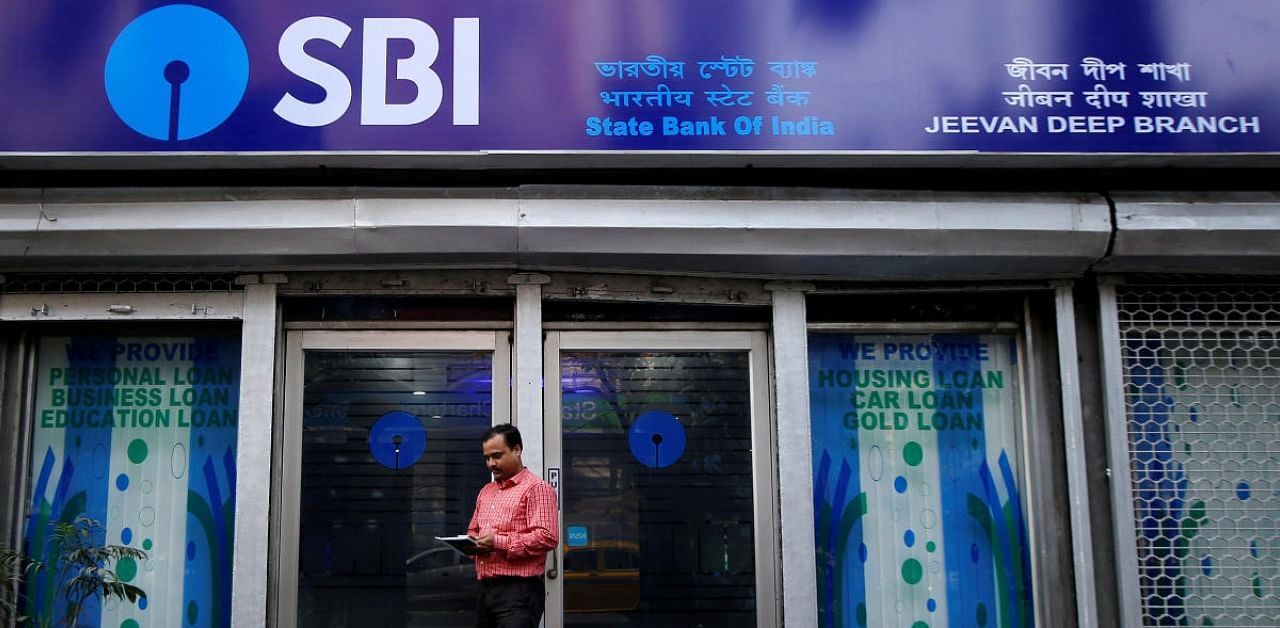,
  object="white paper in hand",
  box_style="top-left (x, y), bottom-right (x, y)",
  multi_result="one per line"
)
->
top-left (435, 534), bottom-right (483, 556)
